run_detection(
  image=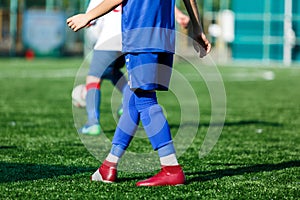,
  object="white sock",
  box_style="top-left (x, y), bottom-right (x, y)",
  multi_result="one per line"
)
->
top-left (105, 153), bottom-right (120, 163)
top-left (160, 154), bottom-right (179, 166)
